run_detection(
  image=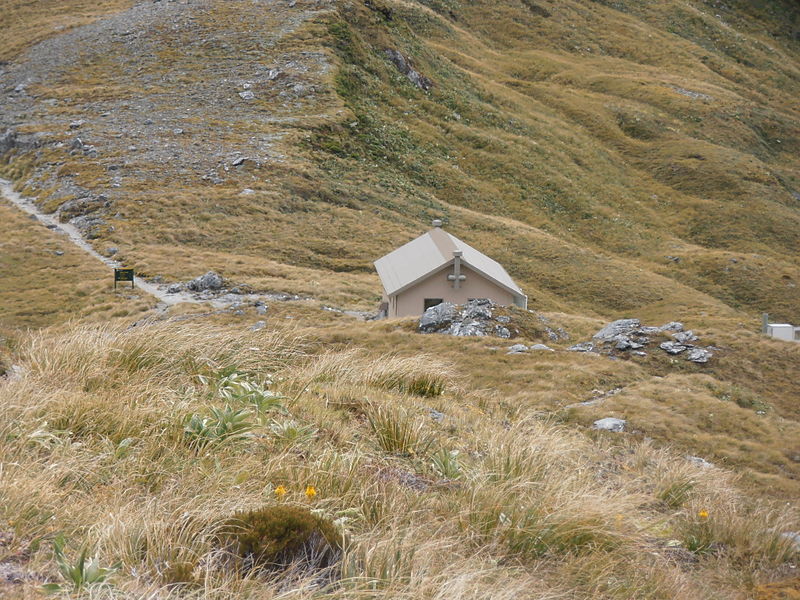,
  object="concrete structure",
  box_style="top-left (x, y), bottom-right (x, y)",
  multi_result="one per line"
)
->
top-left (762, 314), bottom-right (800, 342)
top-left (374, 220), bottom-right (527, 318)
